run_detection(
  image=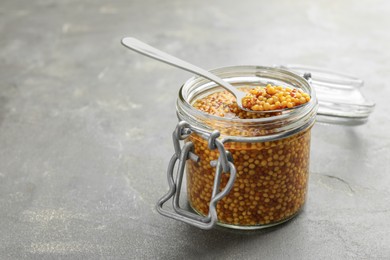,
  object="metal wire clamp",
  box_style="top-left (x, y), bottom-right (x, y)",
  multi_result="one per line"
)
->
top-left (156, 121), bottom-right (237, 229)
